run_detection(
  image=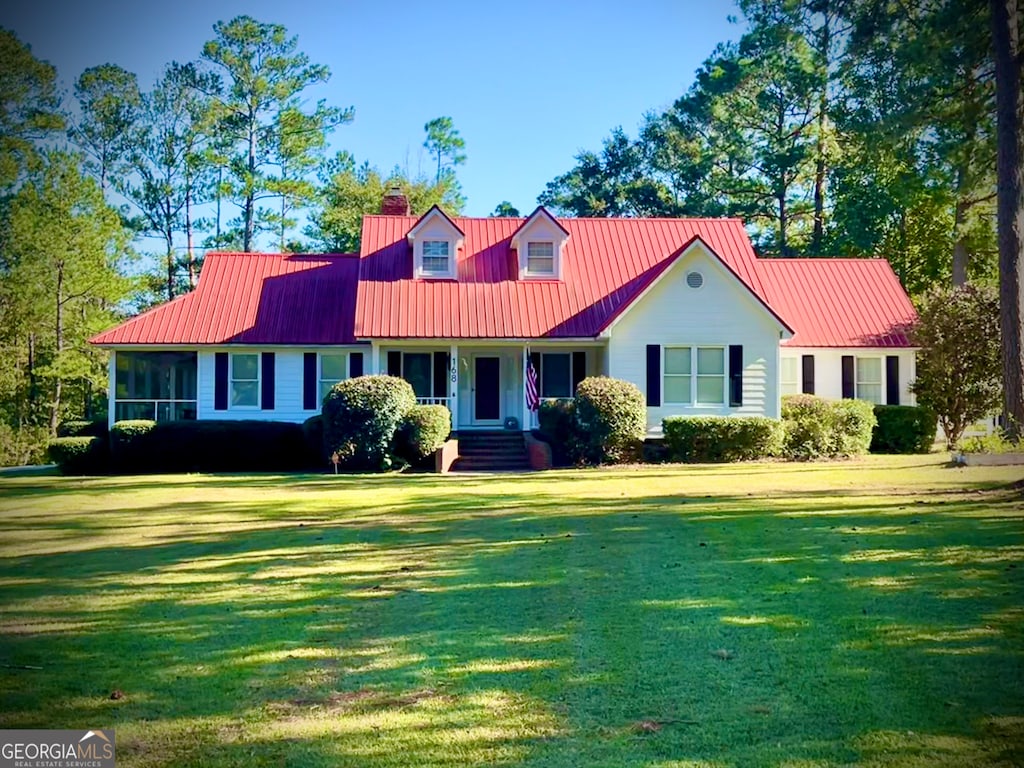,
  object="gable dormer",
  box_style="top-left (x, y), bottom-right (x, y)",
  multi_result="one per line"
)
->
top-left (510, 206), bottom-right (570, 280)
top-left (406, 205), bottom-right (464, 279)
